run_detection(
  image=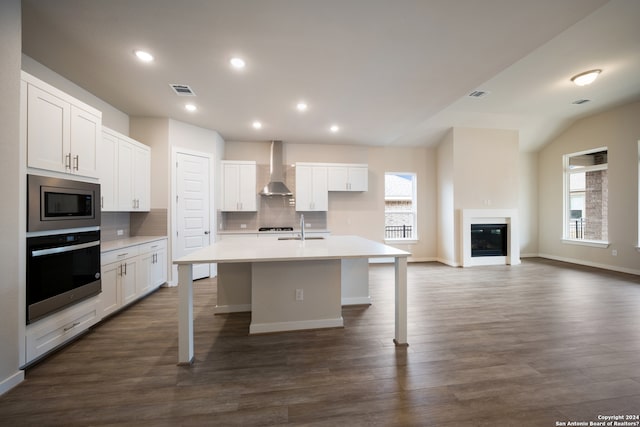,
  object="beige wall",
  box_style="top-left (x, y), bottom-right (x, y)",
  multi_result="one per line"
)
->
top-left (538, 101), bottom-right (640, 274)
top-left (130, 118), bottom-right (170, 210)
top-left (0, 0), bottom-right (24, 394)
top-left (519, 151), bottom-right (539, 256)
top-left (436, 131), bottom-right (456, 264)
